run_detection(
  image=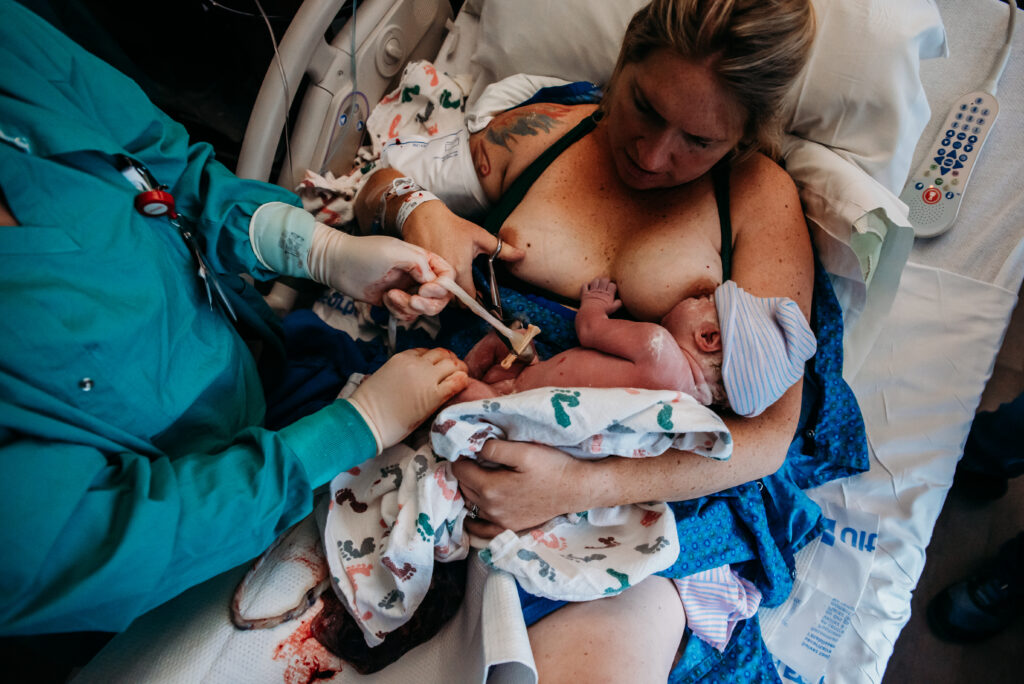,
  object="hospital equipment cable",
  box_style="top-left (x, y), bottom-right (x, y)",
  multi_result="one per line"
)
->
top-left (981, 0), bottom-right (1016, 96)
top-left (201, 0), bottom-right (289, 19)
top-left (324, 0), bottom-right (372, 169)
top-left (246, 0), bottom-right (367, 187)
top-left (251, 0), bottom-right (297, 187)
